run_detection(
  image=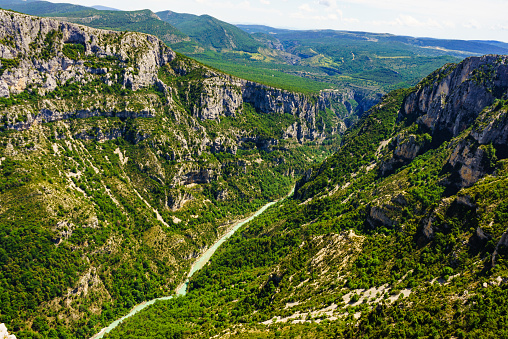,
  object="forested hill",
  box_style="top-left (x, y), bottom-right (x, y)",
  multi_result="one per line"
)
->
top-left (157, 10), bottom-right (262, 53)
top-left (0, 9), bottom-right (366, 338)
top-left (104, 55), bottom-right (508, 338)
